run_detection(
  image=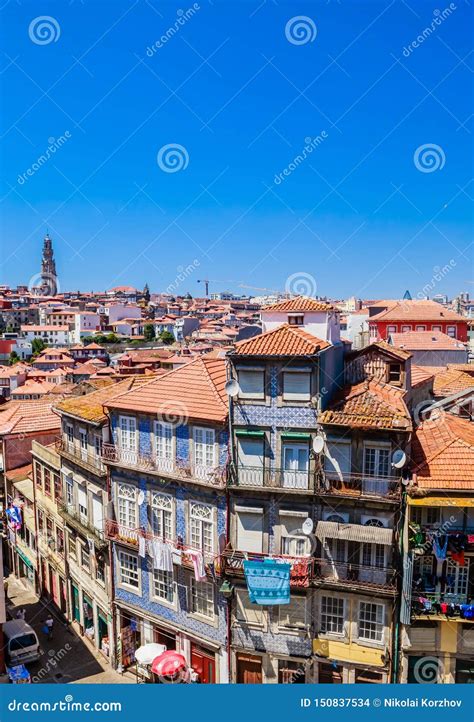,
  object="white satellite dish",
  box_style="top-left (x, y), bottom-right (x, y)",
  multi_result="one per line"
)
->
top-left (391, 449), bottom-right (407, 469)
top-left (312, 435), bottom-right (325, 454)
top-left (302, 518), bottom-right (314, 535)
top-left (137, 490), bottom-right (145, 505)
top-left (225, 379), bottom-right (240, 397)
